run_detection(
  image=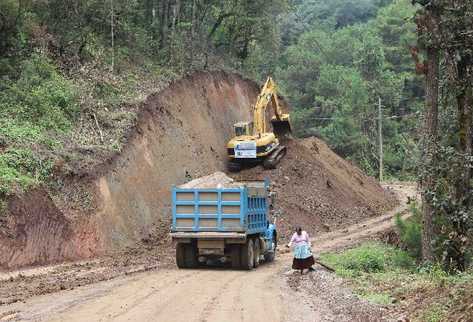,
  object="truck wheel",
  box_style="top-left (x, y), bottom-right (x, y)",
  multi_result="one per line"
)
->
top-left (230, 245), bottom-right (241, 269)
top-left (176, 243), bottom-right (187, 268)
top-left (240, 239), bottom-right (254, 270)
top-left (253, 238), bottom-right (261, 268)
top-left (264, 236), bottom-right (277, 262)
top-left (184, 243), bottom-right (198, 268)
